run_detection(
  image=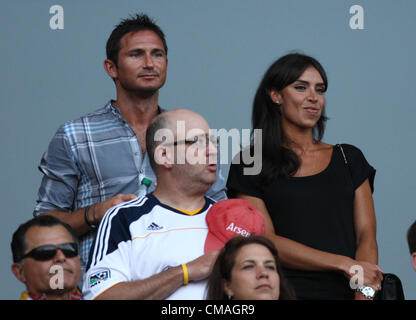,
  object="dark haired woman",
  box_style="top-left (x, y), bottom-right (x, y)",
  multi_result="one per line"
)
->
top-left (227, 53), bottom-right (383, 300)
top-left (206, 236), bottom-right (295, 300)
